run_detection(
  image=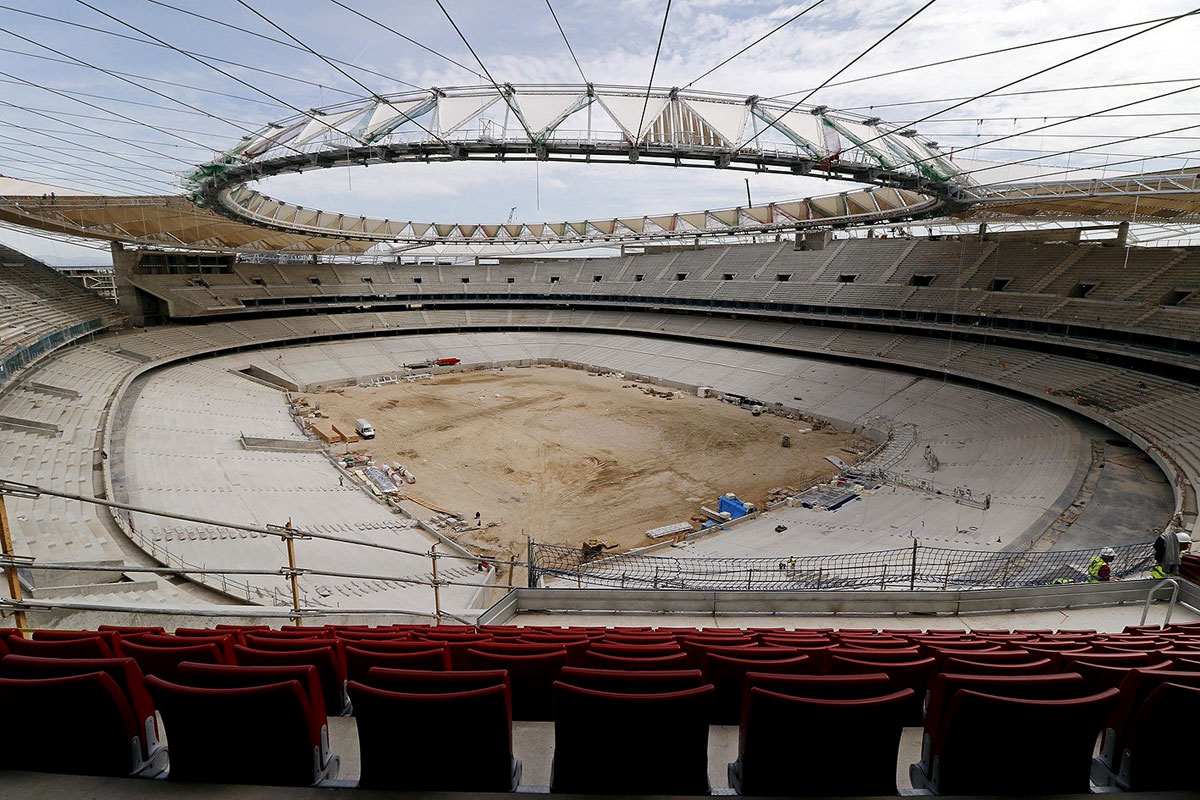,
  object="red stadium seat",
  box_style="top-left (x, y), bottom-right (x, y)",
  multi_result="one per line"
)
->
top-left (557, 666), bottom-right (706, 694)
top-left (363, 667), bottom-right (507, 694)
top-left (145, 675), bottom-right (337, 786)
top-left (1091, 668), bottom-right (1200, 785)
top-left (583, 650), bottom-right (691, 671)
top-left (129, 633), bottom-right (236, 664)
top-left (743, 671), bottom-right (892, 702)
top-left (0, 672), bottom-right (148, 777)
top-left (233, 644), bottom-right (348, 715)
top-left (729, 687), bottom-right (913, 796)
top-left (702, 653), bottom-right (813, 724)
top-left (589, 642), bottom-right (681, 658)
top-left (344, 645), bottom-right (448, 683)
top-left (172, 662), bottom-right (334, 771)
top-left (6, 635), bottom-right (114, 660)
top-left (1110, 682), bottom-right (1200, 791)
top-left (911, 687), bottom-right (1119, 794)
top-left (0, 654), bottom-right (162, 764)
top-left (464, 648), bottom-right (567, 721)
top-left (347, 682), bottom-right (520, 791)
top-left (940, 656), bottom-right (1054, 675)
top-left (550, 682), bottom-right (714, 794)
top-left (831, 655), bottom-right (937, 723)
top-left (108, 639), bottom-right (224, 679)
